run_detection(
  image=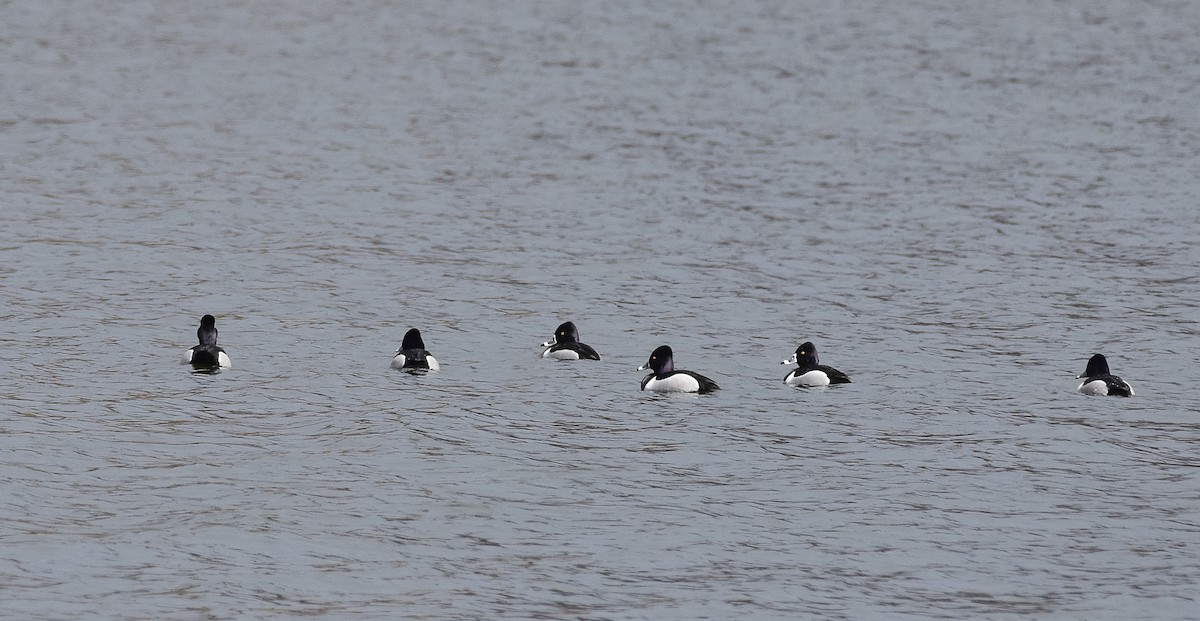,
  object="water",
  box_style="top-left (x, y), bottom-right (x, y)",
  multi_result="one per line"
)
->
top-left (3, 1), bottom-right (1200, 618)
